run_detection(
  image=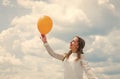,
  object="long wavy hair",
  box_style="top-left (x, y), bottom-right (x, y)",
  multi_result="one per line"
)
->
top-left (63, 36), bottom-right (85, 61)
